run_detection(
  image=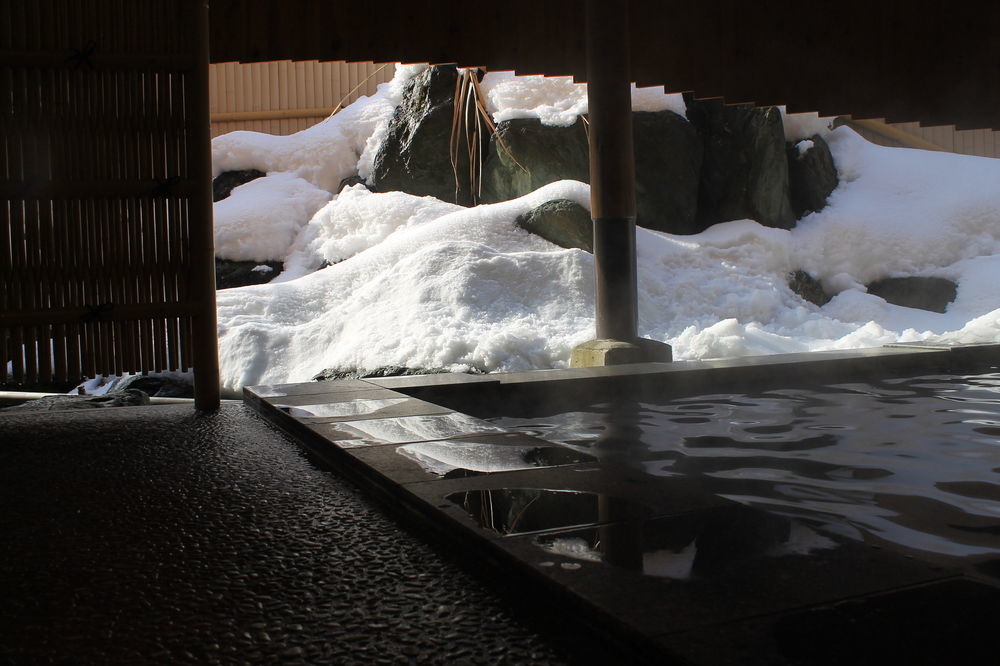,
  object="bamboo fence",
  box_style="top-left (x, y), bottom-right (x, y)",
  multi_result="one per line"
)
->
top-left (1, 0), bottom-right (218, 407)
top-left (209, 60), bottom-right (396, 137)
top-left (844, 118), bottom-right (1000, 158)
